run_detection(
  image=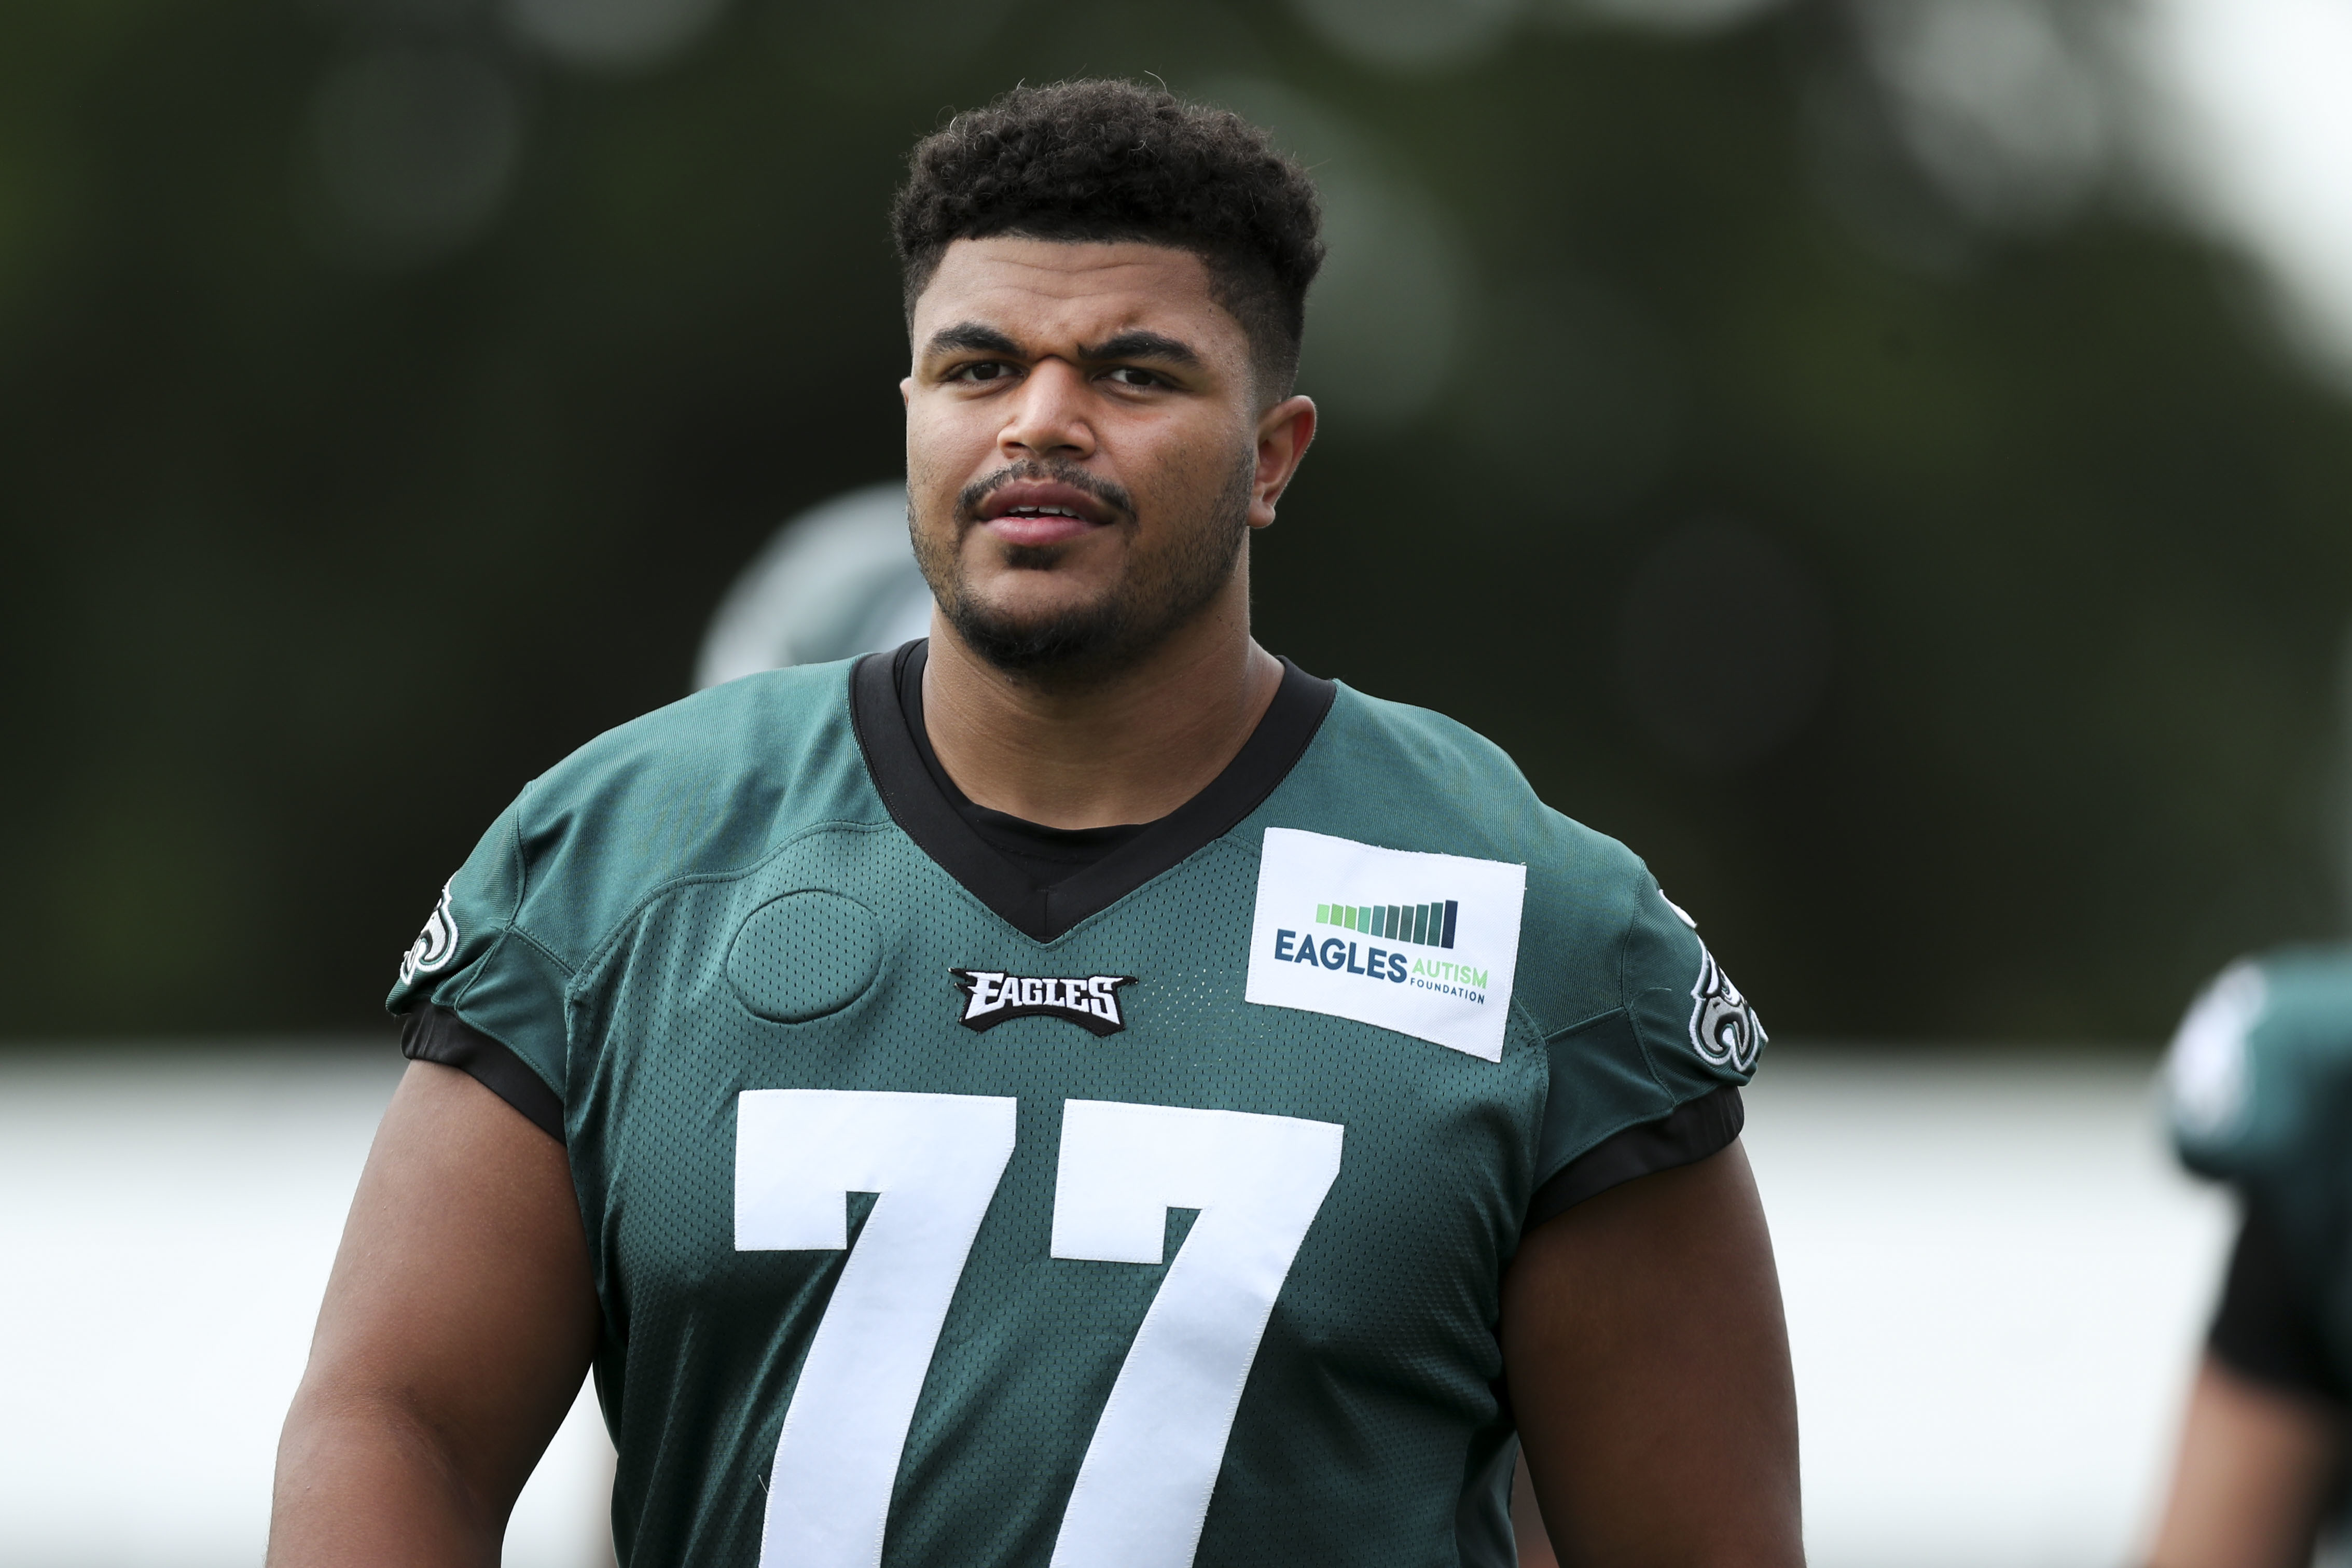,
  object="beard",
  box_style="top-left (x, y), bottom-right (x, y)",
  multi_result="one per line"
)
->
top-left (911, 453), bottom-right (1254, 681)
